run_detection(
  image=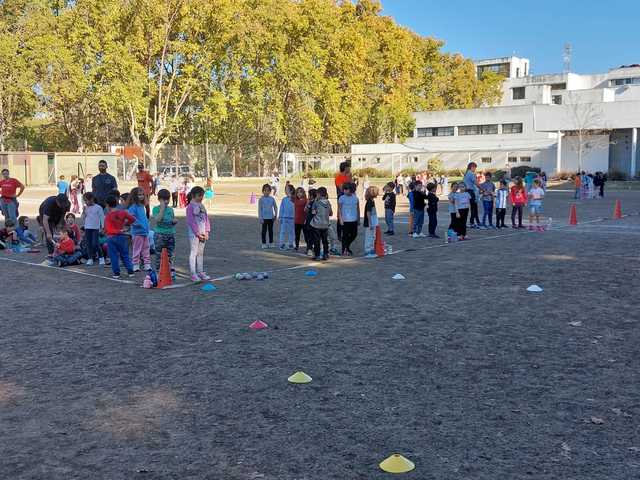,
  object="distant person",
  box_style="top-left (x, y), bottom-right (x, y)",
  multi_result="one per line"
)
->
top-left (258, 184), bottom-right (278, 249)
top-left (152, 189), bottom-right (178, 279)
top-left (334, 161), bottom-right (352, 241)
top-left (574, 172), bottom-right (582, 200)
top-left (495, 180), bottom-right (509, 229)
top-left (38, 193), bottom-right (71, 257)
top-left (479, 172), bottom-right (496, 229)
top-left (362, 186), bottom-right (379, 258)
top-left (407, 182), bottom-right (415, 236)
top-left (186, 186), bottom-right (211, 282)
top-left (411, 181), bottom-right (427, 238)
top-left (104, 194), bottom-right (136, 279)
top-left (463, 162), bottom-right (480, 229)
top-left (170, 175), bottom-right (179, 208)
top-left (136, 163), bottom-right (154, 218)
top-left (338, 183), bottom-right (360, 256)
top-left (270, 171), bottom-right (280, 197)
top-left (92, 160), bottom-right (118, 207)
top-left (310, 186), bottom-right (332, 261)
top-left (382, 182), bottom-right (396, 236)
top-left (0, 168), bottom-right (25, 222)
top-left (426, 183), bottom-right (439, 238)
top-left (528, 179), bottom-right (546, 232)
top-left (56, 175), bottom-right (69, 195)
top-left (510, 178), bottom-right (527, 229)
top-left (278, 184), bottom-right (295, 250)
top-left (447, 182), bottom-right (458, 234)
top-left (454, 183), bottom-right (471, 240)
